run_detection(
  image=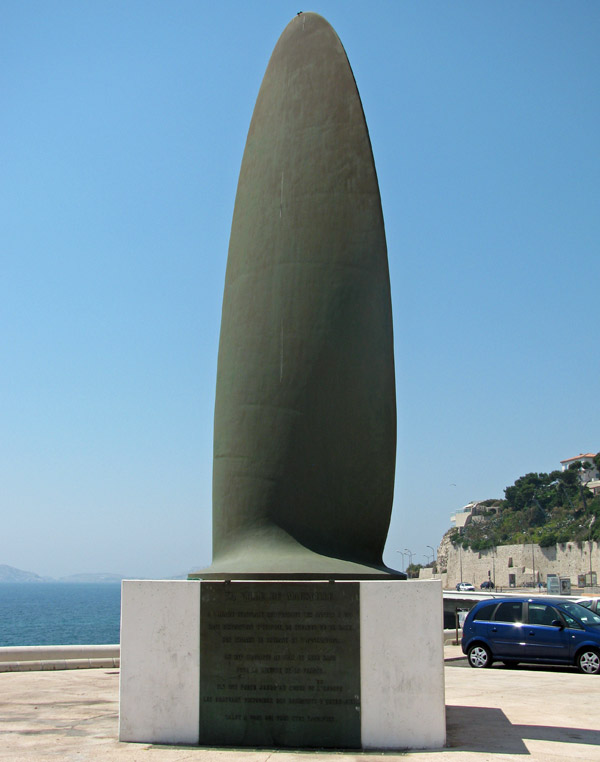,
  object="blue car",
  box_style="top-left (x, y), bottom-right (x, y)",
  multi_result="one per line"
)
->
top-left (461, 597), bottom-right (600, 674)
